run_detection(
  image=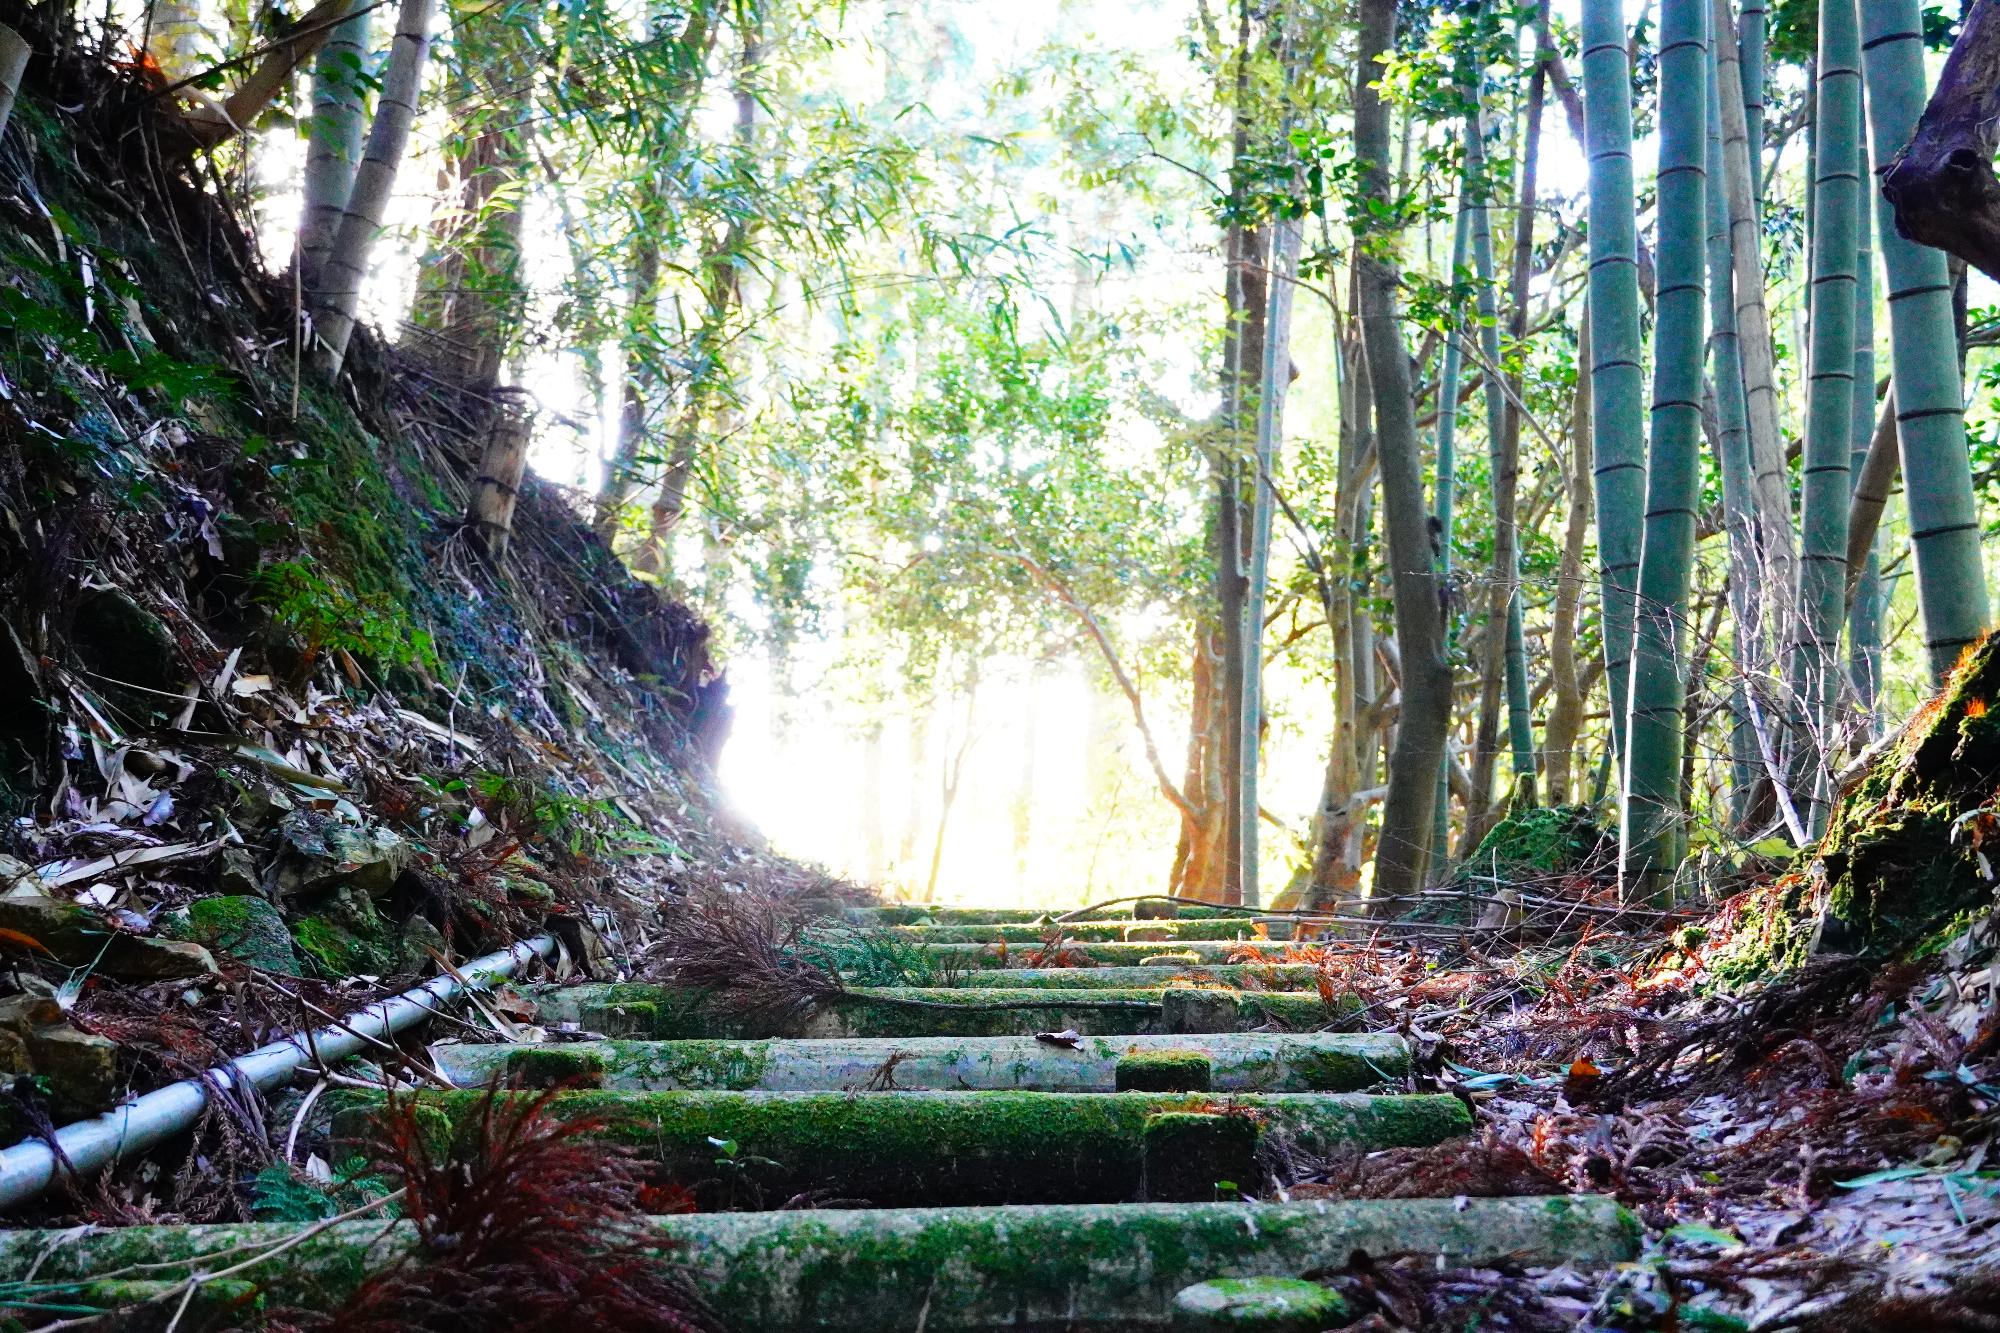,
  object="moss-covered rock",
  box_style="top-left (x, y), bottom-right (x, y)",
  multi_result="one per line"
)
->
top-left (290, 887), bottom-right (400, 977)
top-left (167, 895), bottom-right (300, 975)
top-left (0, 895), bottom-right (215, 979)
top-left (1172, 1276), bottom-right (1349, 1331)
top-left (268, 811), bottom-right (410, 901)
top-left (1469, 804), bottom-right (1610, 874)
